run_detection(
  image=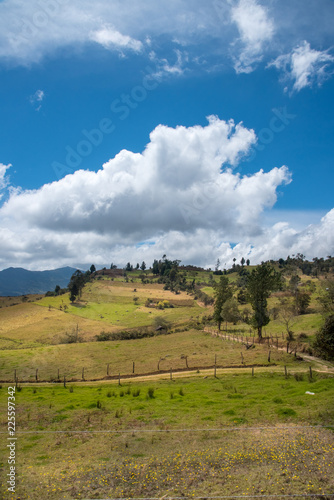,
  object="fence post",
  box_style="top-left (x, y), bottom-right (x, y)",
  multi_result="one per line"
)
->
top-left (36, 369), bottom-right (38, 382)
top-left (268, 351), bottom-right (271, 363)
top-left (252, 367), bottom-right (254, 377)
top-left (58, 368), bottom-right (60, 381)
top-left (107, 363), bottom-right (110, 376)
top-left (64, 376), bottom-right (66, 388)
top-left (214, 365), bottom-right (217, 378)
top-left (240, 352), bottom-right (244, 364)
top-left (118, 373), bottom-right (121, 386)
top-left (82, 368), bottom-right (85, 381)
top-left (284, 366), bottom-right (287, 378)
top-left (133, 361), bottom-right (135, 374)
top-left (170, 367), bottom-right (172, 380)
top-left (309, 366), bottom-right (313, 380)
